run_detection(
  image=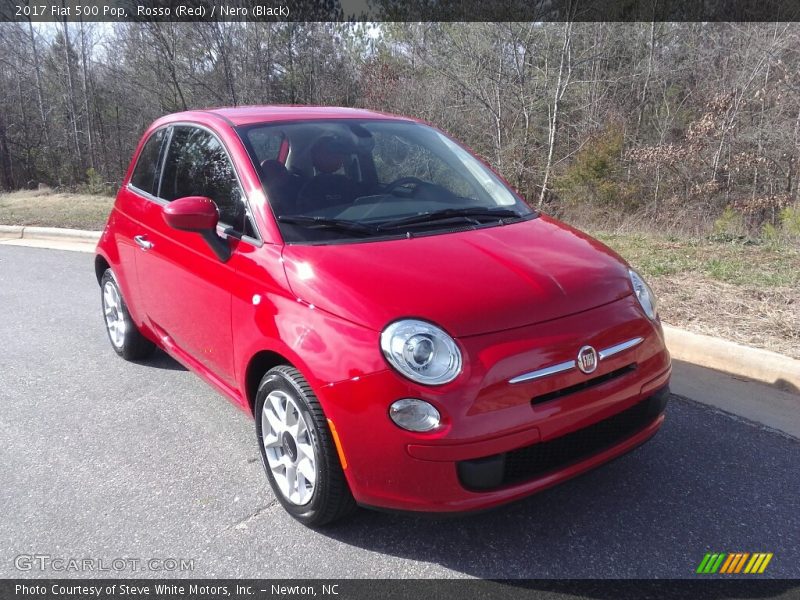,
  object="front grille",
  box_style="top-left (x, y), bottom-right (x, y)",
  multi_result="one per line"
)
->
top-left (532, 363), bottom-right (637, 405)
top-left (457, 388), bottom-right (668, 491)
